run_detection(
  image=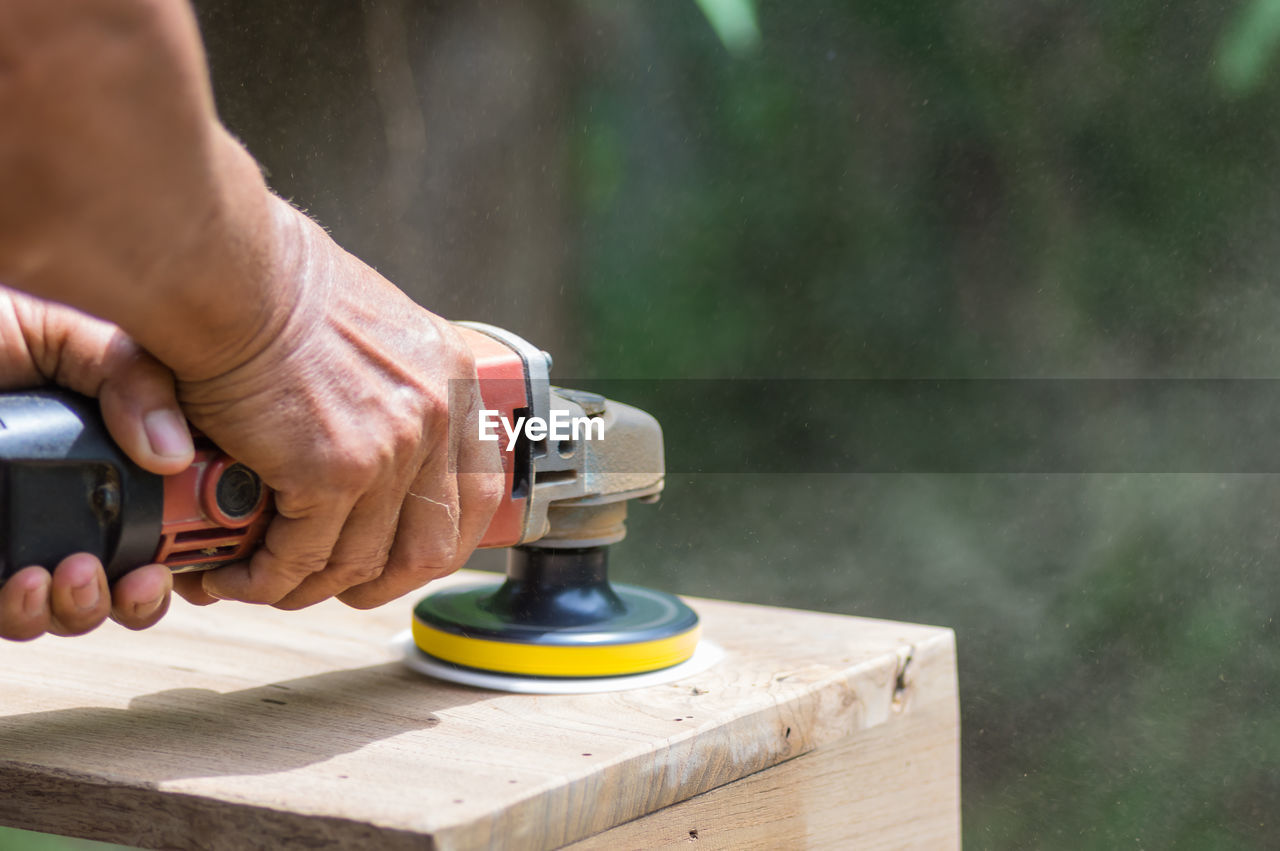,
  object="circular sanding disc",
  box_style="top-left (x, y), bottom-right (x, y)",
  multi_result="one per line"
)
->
top-left (395, 632), bottom-right (725, 694)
